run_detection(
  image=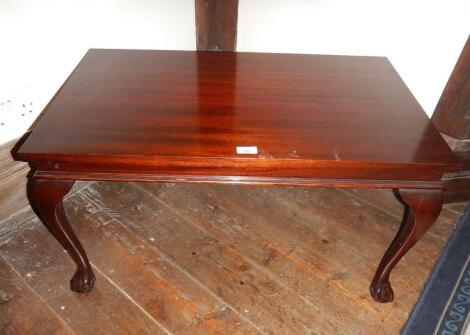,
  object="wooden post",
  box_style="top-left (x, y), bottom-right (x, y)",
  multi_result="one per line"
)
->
top-left (195, 0), bottom-right (239, 51)
top-left (432, 36), bottom-right (470, 202)
top-left (432, 36), bottom-right (470, 140)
